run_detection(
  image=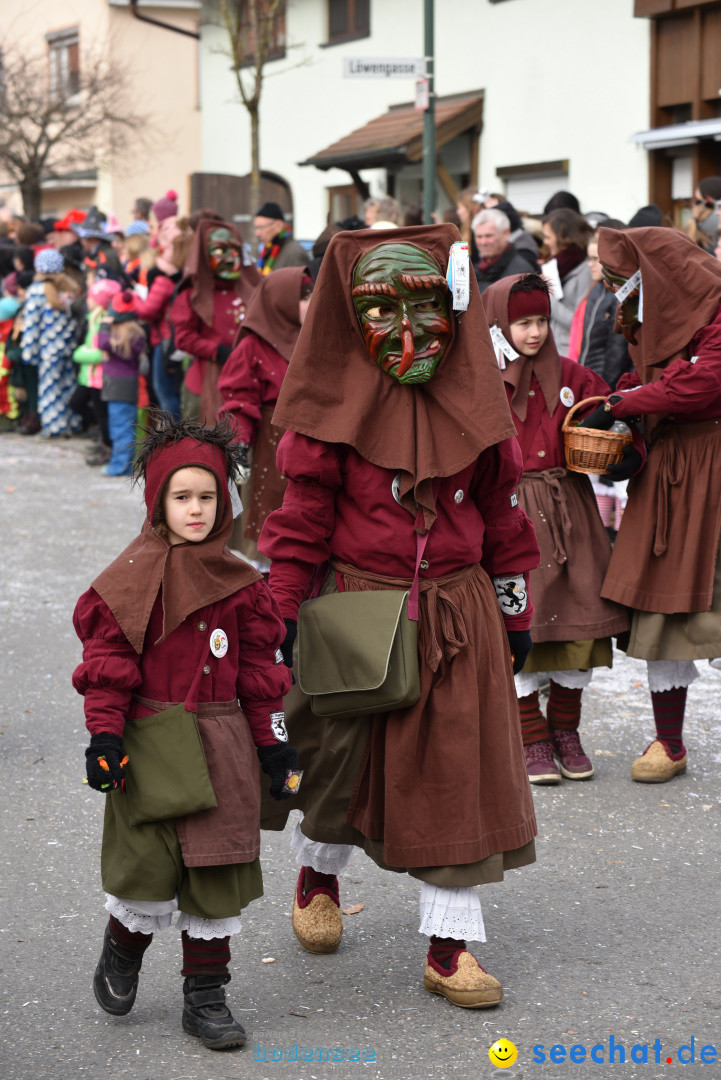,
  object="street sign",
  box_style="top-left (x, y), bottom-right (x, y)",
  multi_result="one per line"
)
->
top-left (343, 57), bottom-right (427, 79)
